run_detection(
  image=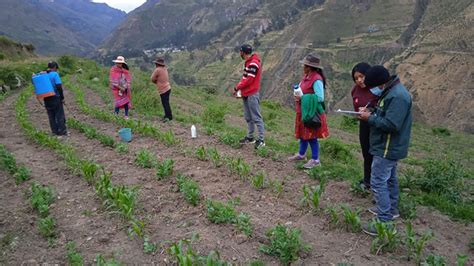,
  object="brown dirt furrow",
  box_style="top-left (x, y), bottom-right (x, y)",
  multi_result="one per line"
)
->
top-left (0, 92), bottom-right (150, 264)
